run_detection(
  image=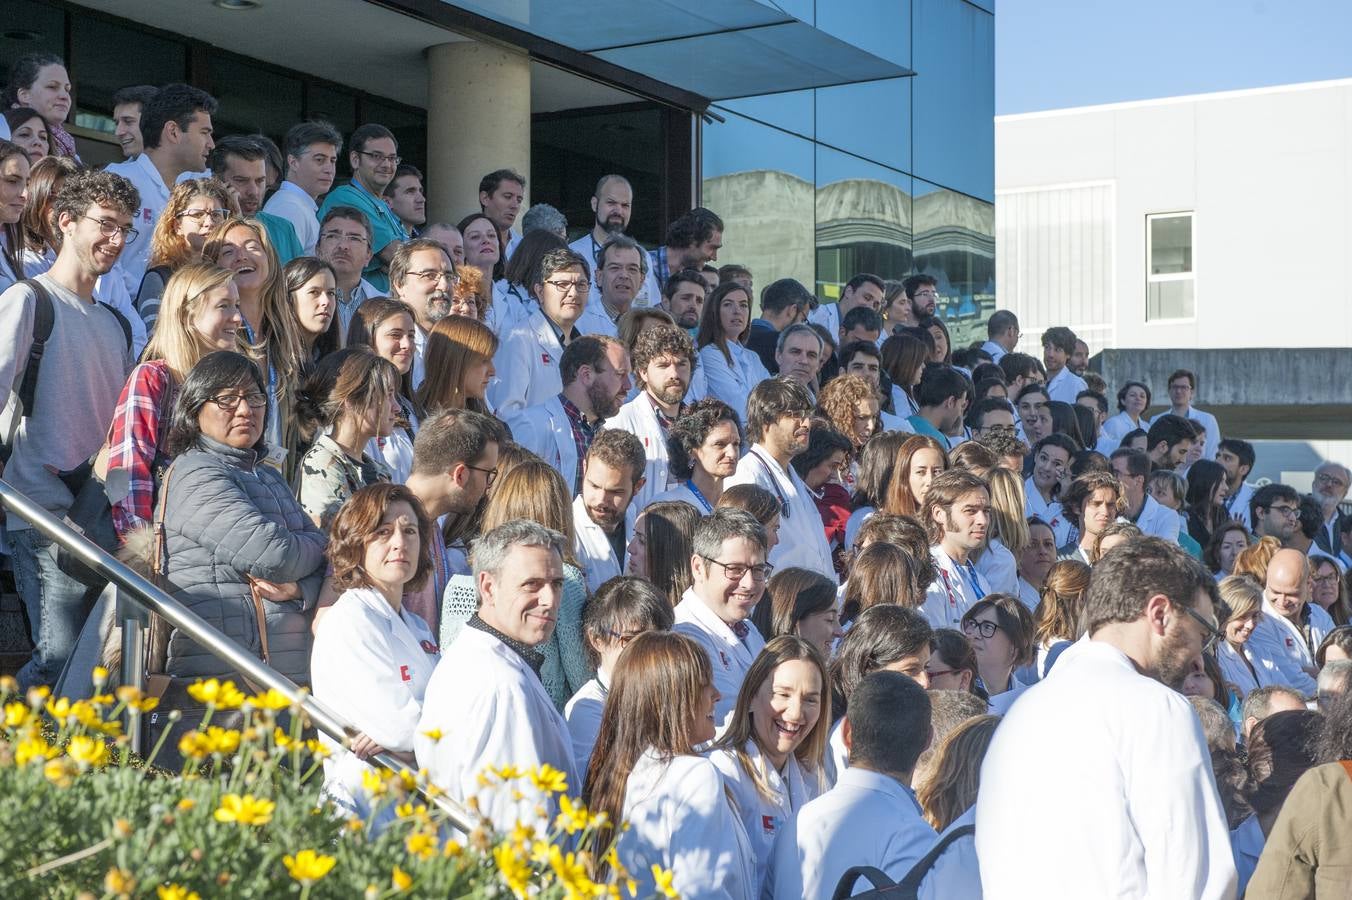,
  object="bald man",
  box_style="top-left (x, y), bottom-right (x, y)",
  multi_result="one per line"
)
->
top-left (1244, 549), bottom-right (1335, 697)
